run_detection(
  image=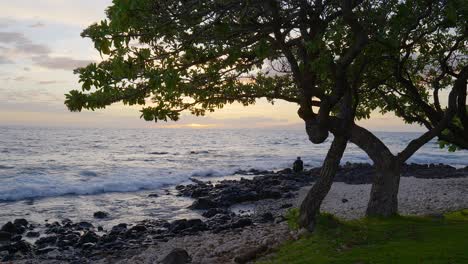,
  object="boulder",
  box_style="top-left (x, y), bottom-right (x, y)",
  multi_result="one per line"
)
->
top-left (0, 231), bottom-right (11, 242)
top-left (93, 211), bottom-right (109, 219)
top-left (231, 218), bottom-right (252, 229)
top-left (130, 225), bottom-right (147, 233)
top-left (1, 222), bottom-right (18, 234)
top-left (35, 236), bottom-right (58, 247)
top-left (161, 248), bottom-right (192, 264)
top-left (202, 208), bottom-right (227, 218)
top-left (234, 244), bottom-right (268, 264)
top-left (13, 219), bottom-right (28, 227)
top-left (77, 221), bottom-right (94, 229)
top-left (189, 198), bottom-right (218, 209)
top-left (78, 231), bottom-right (99, 245)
